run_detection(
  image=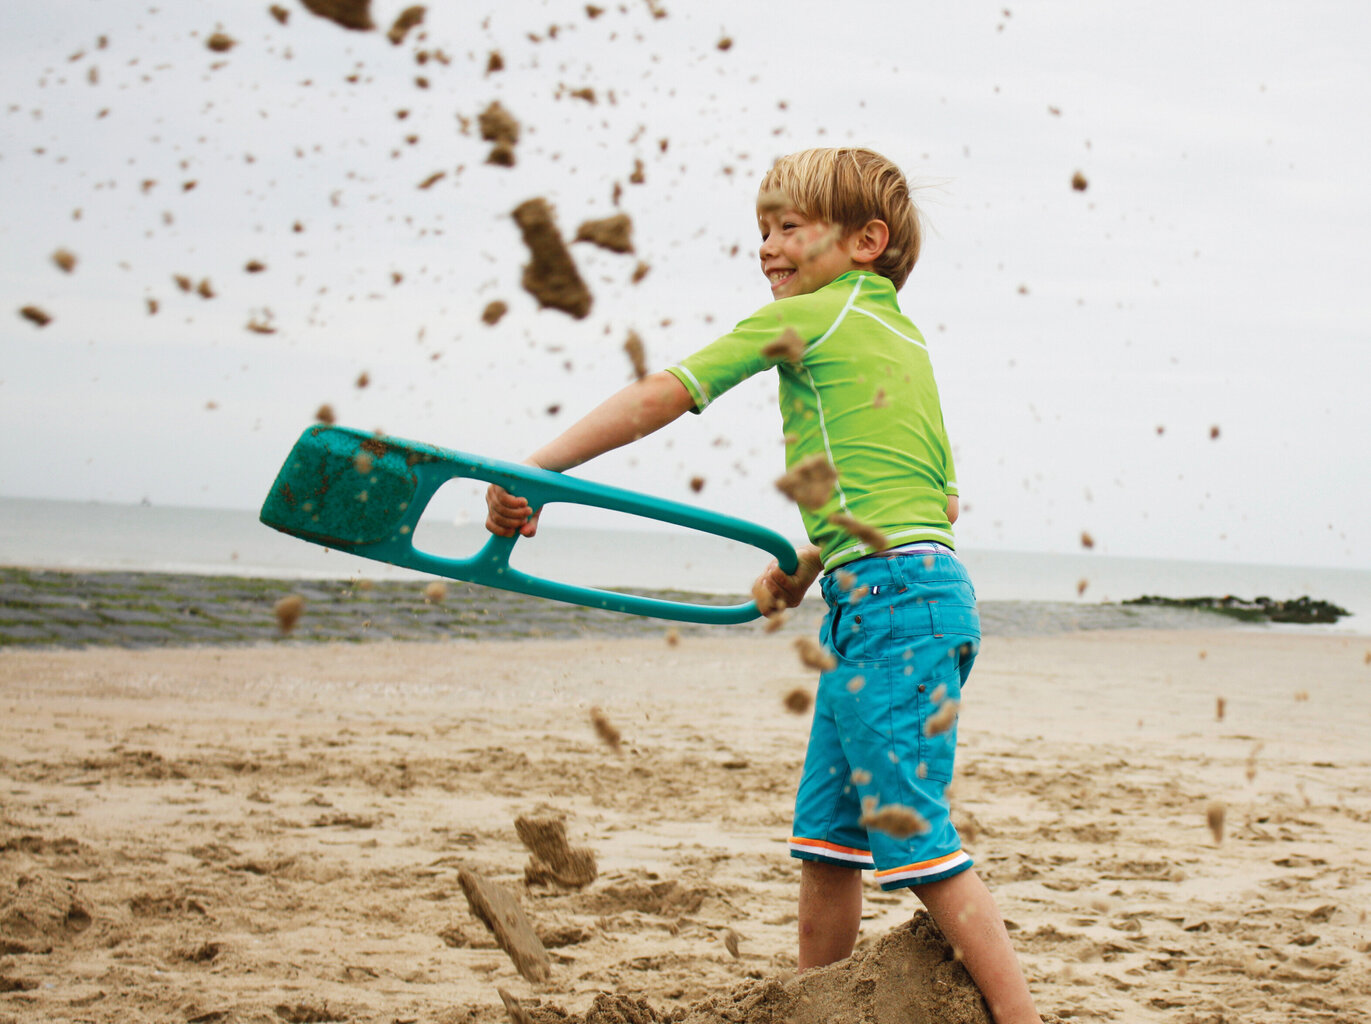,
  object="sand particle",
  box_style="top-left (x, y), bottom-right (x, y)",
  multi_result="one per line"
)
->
top-left (1215, 696), bottom-right (1226, 721)
top-left (205, 32), bottom-right (236, 52)
top-left (761, 327), bottom-right (805, 365)
top-left (575, 213), bottom-right (634, 253)
top-left (19, 305), bottom-right (53, 327)
top-left (859, 801), bottom-right (930, 839)
top-left (723, 928), bottom-right (740, 957)
top-left (1071, 170), bottom-right (1088, 191)
top-left (417, 170), bottom-right (445, 189)
top-left (775, 454), bottom-right (837, 509)
top-left (1206, 801), bottom-right (1226, 844)
top-left (589, 706), bottom-right (621, 753)
top-left (794, 636), bottom-right (836, 672)
top-left (481, 300), bottom-right (508, 325)
top-left (664, 627), bottom-right (680, 646)
top-left (631, 261), bottom-right (650, 284)
top-left (353, 451), bottom-right (373, 474)
top-left (245, 259), bottom-right (266, 273)
top-left (269, 5), bottom-right (290, 25)
top-left (274, 594), bottom-right (305, 634)
top-left (355, 371), bottom-right (370, 389)
top-left (479, 101), bottom-right (520, 166)
top-left (512, 198), bottom-right (592, 318)
top-left (828, 512), bottom-right (889, 553)
top-left (196, 278), bottom-right (215, 299)
top-left (421, 580), bottom-right (447, 604)
top-left (783, 687), bottom-right (813, 715)
top-left (1080, 530), bottom-right (1095, 549)
top-left (689, 476), bottom-right (705, 493)
top-left (1210, 425), bottom-right (1221, 440)
top-left (846, 675), bottom-right (865, 693)
top-left (623, 330), bottom-right (648, 379)
top-left (386, 5), bottom-right (425, 45)
top-left (51, 248), bottom-right (76, 273)
top-left (924, 698), bottom-right (959, 736)
top-left (498, 989), bottom-right (536, 1024)
top-left (315, 403), bottom-right (336, 425)
top-left (299, 0), bottom-right (374, 31)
